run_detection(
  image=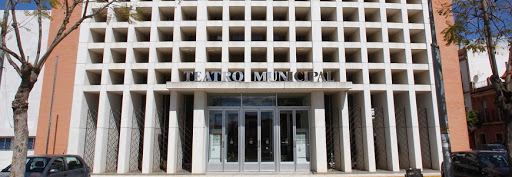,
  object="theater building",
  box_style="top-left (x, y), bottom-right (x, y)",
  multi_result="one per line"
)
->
top-left (32, 0), bottom-right (469, 175)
